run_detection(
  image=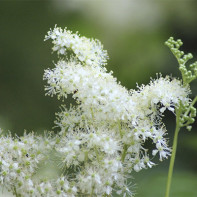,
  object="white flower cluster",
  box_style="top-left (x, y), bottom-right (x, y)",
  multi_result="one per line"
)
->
top-left (44, 60), bottom-right (135, 122)
top-left (43, 27), bottom-right (190, 196)
top-left (0, 131), bottom-right (53, 196)
top-left (0, 27), bottom-right (191, 197)
top-left (45, 26), bottom-right (108, 67)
